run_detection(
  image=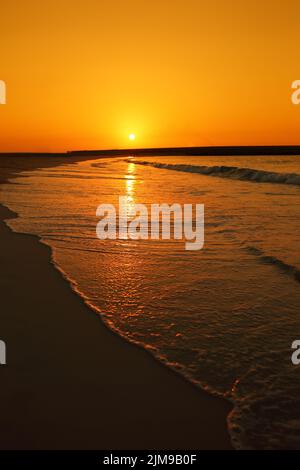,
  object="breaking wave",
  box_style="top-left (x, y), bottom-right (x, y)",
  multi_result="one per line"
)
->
top-left (130, 160), bottom-right (300, 186)
top-left (246, 246), bottom-right (300, 283)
